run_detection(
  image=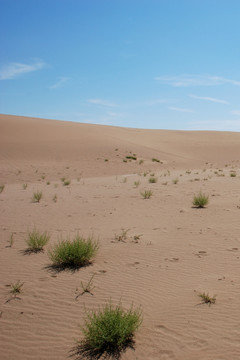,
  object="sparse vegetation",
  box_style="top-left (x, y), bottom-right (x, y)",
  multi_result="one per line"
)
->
top-left (193, 192), bottom-right (209, 208)
top-left (8, 233), bottom-right (14, 248)
top-left (0, 184), bottom-right (5, 193)
top-left (141, 190), bottom-right (153, 199)
top-left (199, 292), bottom-right (216, 305)
top-left (115, 228), bottom-right (129, 242)
top-left (230, 171), bottom-right (237, 177)
top-left (139, 159), bottom-right (144, 165)
top-left (125, 155), bottom-right (137, 161)
top-left (149, 177), bottom-right (157, 183)
top-left (134, 180), bottom-right (140, 188)
top-left (76, 274), bottom-right (95, 299)
top-left (22, 183), bottom-right (28, 190)
top-left (52, 194), bottom-right (57, 203)
top-left (32, 190), bottom-right (42, 203)
top-left (152, 158), bottom-right (160, 163)
top-left (25, 229), bottom-right (50, 253)
top-left (172, 178), bottom-right (179, 184)
top-left (63, 179), bottom-right (71, 186)
top-left (48, 235), bottom-right (98, 269)
top-left (77, 302), bottom-right (142, 359)
top-left (8, 280), bottom-right (24, 296)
